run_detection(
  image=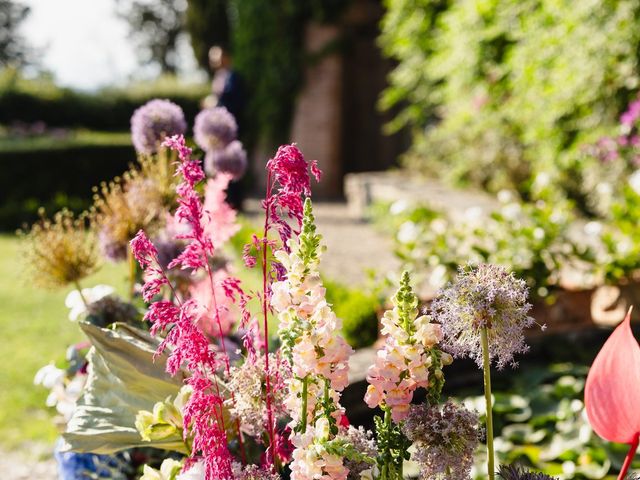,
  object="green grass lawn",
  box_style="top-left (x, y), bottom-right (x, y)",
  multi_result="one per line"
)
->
top-left (0, 235), bottom-right (128, 449)
top-left (0, 220), bottom-right (263, 450)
